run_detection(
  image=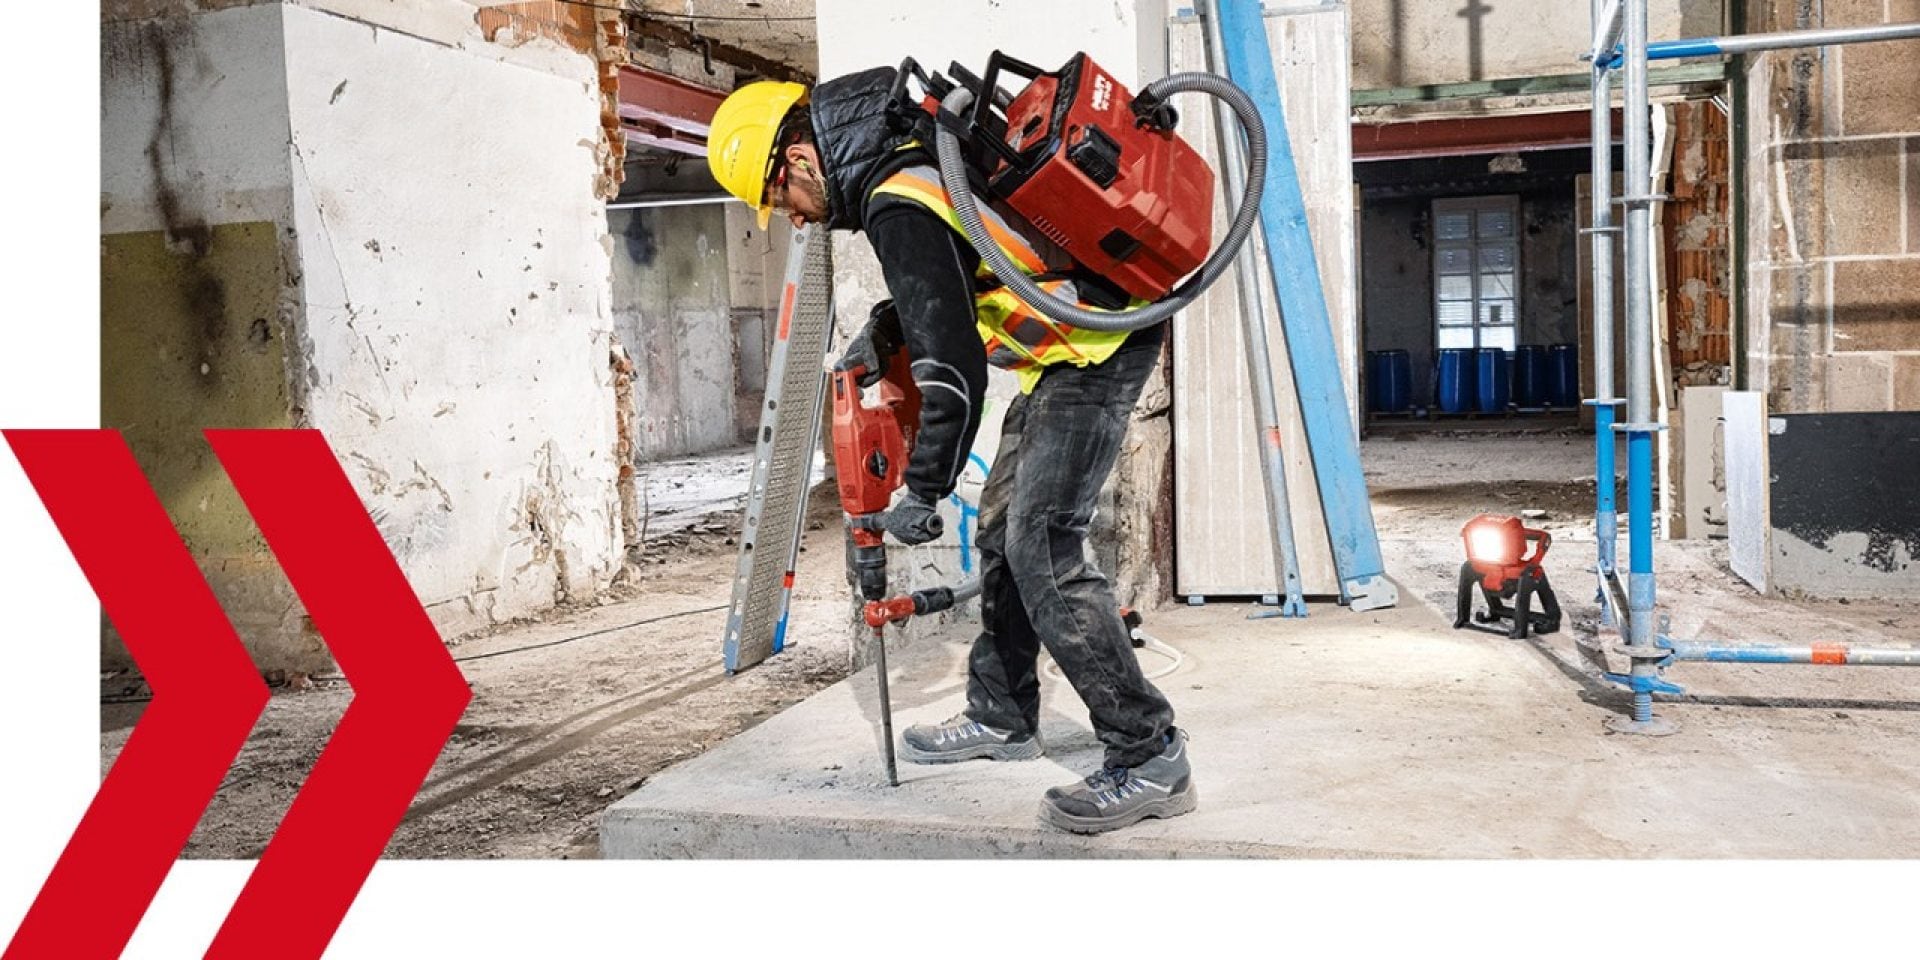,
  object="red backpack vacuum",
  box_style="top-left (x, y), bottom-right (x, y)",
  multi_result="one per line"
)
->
top-left (888, 52), bottom-right (1222, 304)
